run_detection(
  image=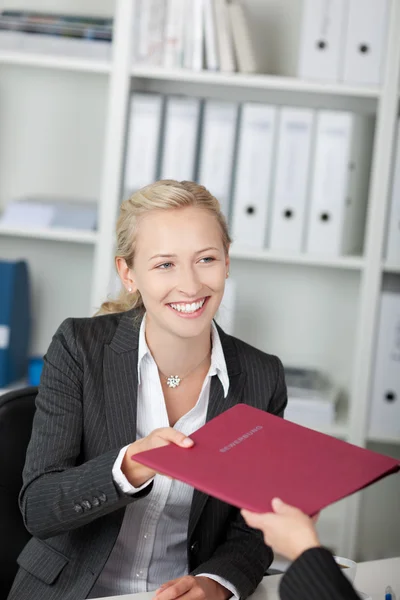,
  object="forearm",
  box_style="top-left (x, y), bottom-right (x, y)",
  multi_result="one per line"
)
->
top-left (20, 448), bottom-right (152, 539)
top-left (191, 528), bottom-right (271, 599)
top-left (280, 547), bottom-right (361, 600)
